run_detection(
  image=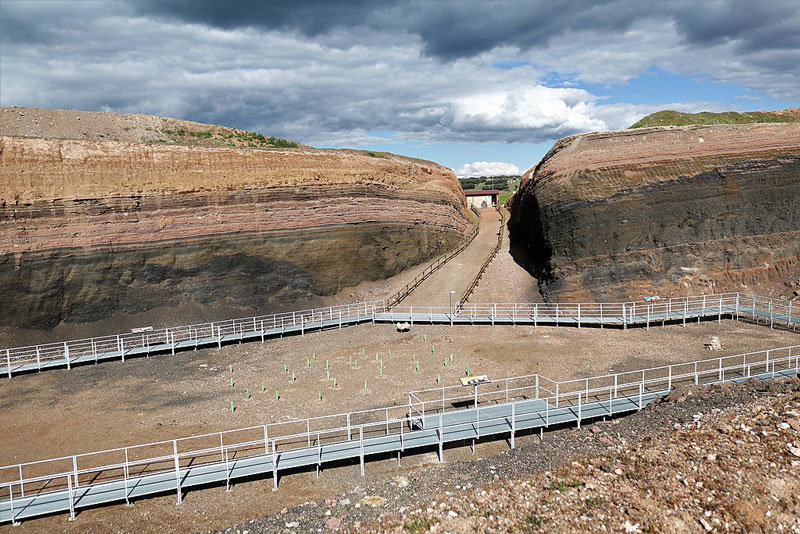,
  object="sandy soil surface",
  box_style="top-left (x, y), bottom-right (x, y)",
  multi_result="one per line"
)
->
top-left (403, 208), bottom-right (500, 308)
top-left (1, 319), bottom-right (796, 533)
top-left (470, 206), bottom-right (543, 304)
